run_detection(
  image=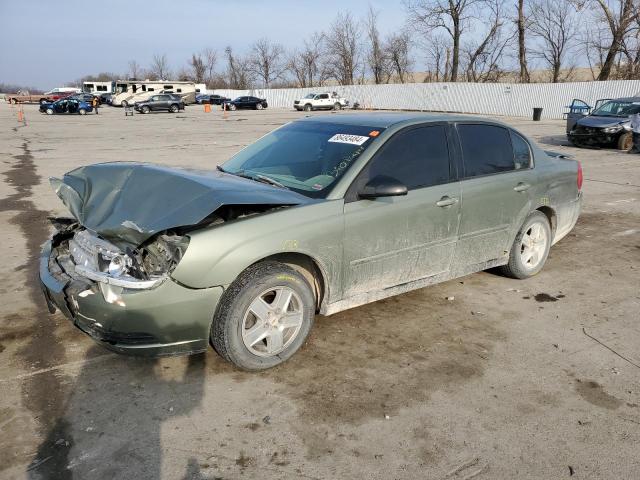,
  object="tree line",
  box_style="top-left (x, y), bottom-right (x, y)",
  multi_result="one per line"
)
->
top-left (75, 0), bottom-right (640, 89)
